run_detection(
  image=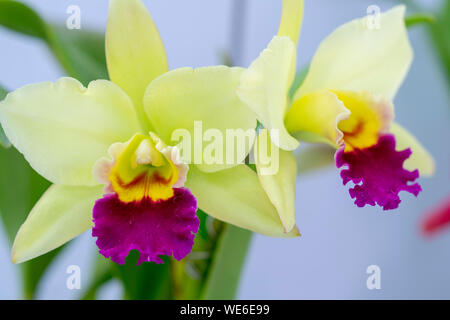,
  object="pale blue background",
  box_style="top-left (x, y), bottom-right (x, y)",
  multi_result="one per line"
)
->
top-left (0, 0), bottom-right (449, 299)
